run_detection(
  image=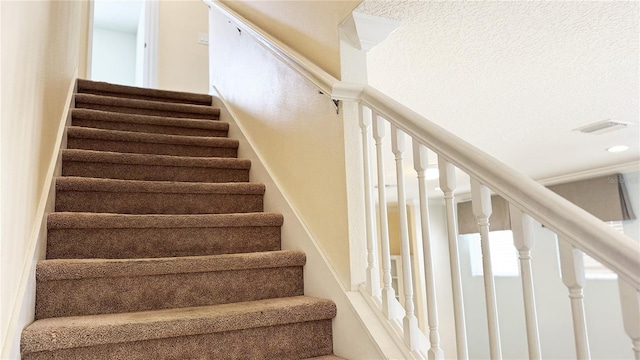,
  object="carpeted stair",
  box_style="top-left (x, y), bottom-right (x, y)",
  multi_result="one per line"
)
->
top-left (21, 79), bottom-right (342, 359)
